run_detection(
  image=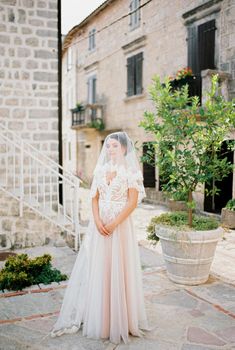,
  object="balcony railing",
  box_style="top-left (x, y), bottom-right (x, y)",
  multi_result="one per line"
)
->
top-left (71, 104), bottom-right (105, 131)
